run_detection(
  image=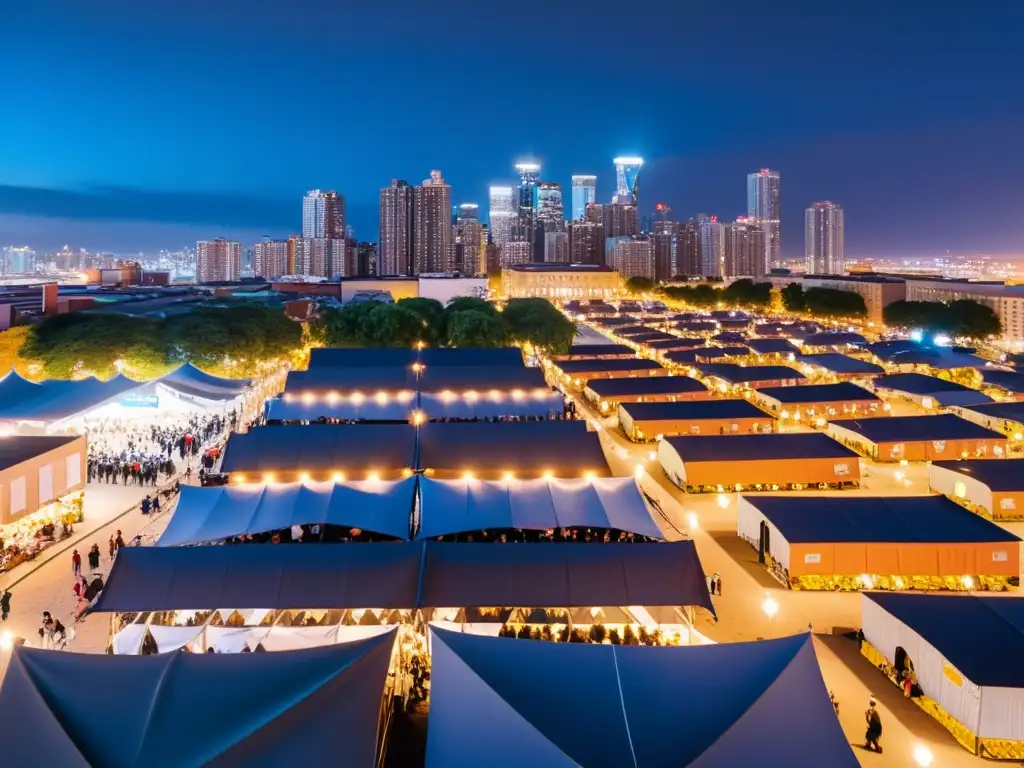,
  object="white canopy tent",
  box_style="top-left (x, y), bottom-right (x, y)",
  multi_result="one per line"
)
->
top-left (417, 476), bottom-right (664, 540)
